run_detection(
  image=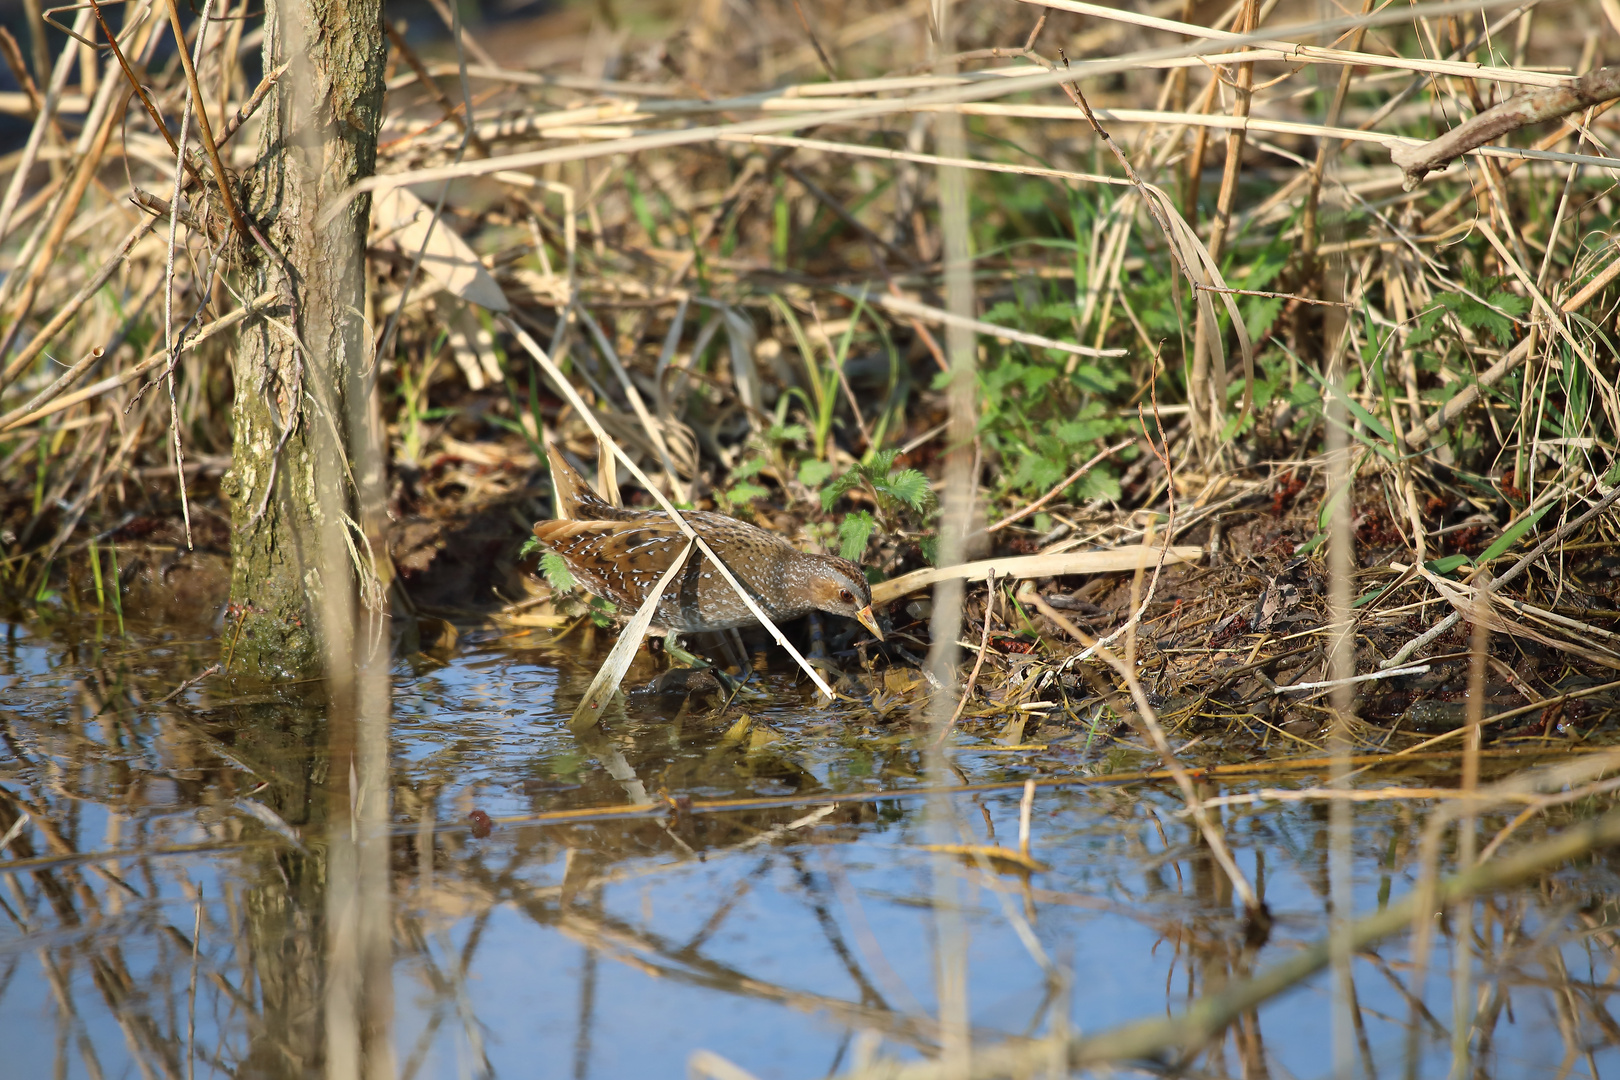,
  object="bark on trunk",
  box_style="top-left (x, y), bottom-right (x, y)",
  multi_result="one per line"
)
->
top-left (221, 0), bottom-right (385, 676)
